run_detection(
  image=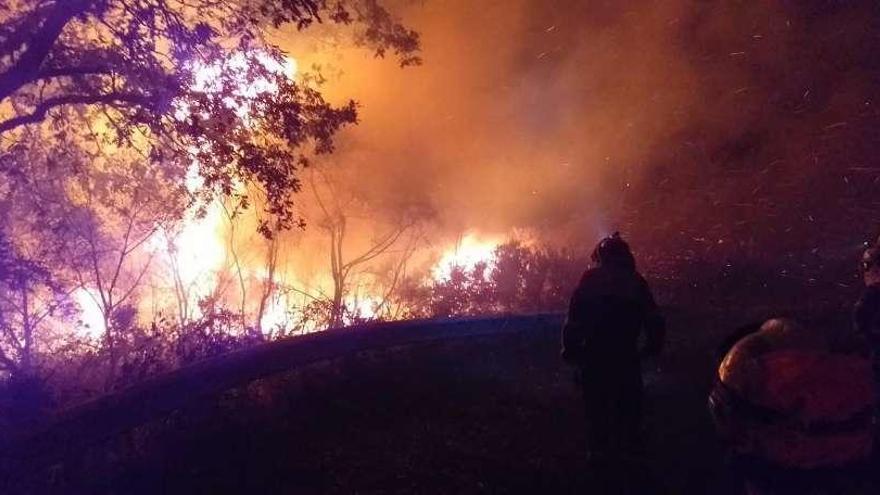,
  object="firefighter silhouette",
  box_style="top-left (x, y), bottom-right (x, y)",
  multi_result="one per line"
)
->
top-left (561, 232), bottom-right (665, 458)
top-left (855, 235), bottom-right (880, 406)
